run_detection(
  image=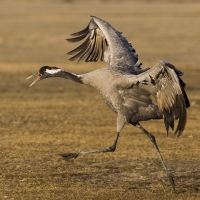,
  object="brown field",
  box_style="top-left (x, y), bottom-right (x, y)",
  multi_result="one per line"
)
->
top-left (1, 1), bottom-right (200, 199)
